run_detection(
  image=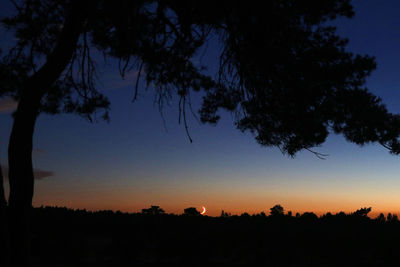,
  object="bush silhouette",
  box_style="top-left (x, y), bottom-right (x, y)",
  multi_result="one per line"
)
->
top-left (141, 206), bottom-right (165, 215)
top-left (184, 207), bottom-right (200, 216)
